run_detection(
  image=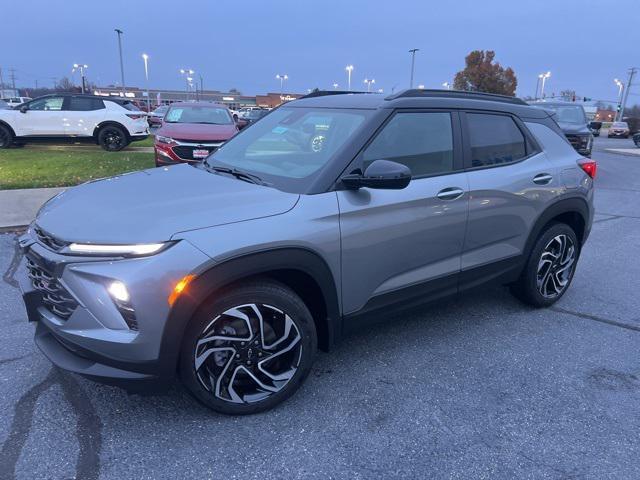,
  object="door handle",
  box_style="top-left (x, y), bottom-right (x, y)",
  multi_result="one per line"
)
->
top-left (533, 173), bottom-right (553, 185)
top-left (436, 187), bottom-right (465, 201)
